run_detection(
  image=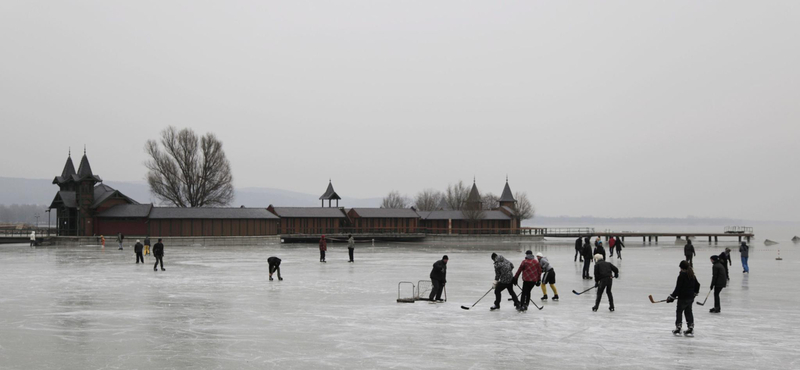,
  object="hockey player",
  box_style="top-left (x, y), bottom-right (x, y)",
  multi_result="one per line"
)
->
top-left (513, 250), bottom-right (542, 311)
top-left (134, 240), bottom-right (144, 264)
top-left (536, 252), bottom-right (559, 301)
top-left (490, 253), bottom-right (520, 310)
top-left (592, 254), bottom-right (619, 312)
top-left (319, 235), bottom-right (327, 263)
top-left (268, 256), bottom-right (283, 281)
top-left (666, 260), bottom-right (700, 335)
top-left (429, 255), bottom-right (448, 302)
top-left (739, 241), bottom-right (749, 273)
top-left (347, 234), bottom-right (355, 263)
top-left (593, 240), bottom-right (606, 261)
top-left (152, 238), bottom-right (165, 271)
top-left (709, 255), bottom-right (726, 313)
top-left (581, 238), bottom-right (593, 279)
top-left (574, 237), bottom-right (583, 262)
